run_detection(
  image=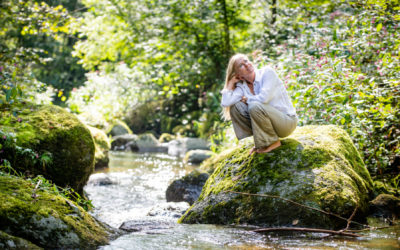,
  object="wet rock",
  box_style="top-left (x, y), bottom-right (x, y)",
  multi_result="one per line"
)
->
top-left (179, 125), bottom-right (373, 229)
top-left (111, 133), bottom-right (168, 152)
top-left (158, 133), bottom-right (176, 143)
top-left (147, 202), bottom-right (190, 218)
top-left (370, 194), bottom-right (400, 220)
top-left (0, 231), bottom-right (42, 249)
top-left (107, 120), bottom-right (132, 137)
top-left (168, 138), bottom-right (210, 157)
top-left (87, 173), bottom-right (115, 186)
top-left (0, 175), bottom-right (120, 249)
top-left (0, 104), bottom-right (94, 193)
top-left (87, 125), bottom-right (111, 170)
top-left (166, 170), bottom-right (209, 205)
top-left (111, 134), bottom-right (139, 151)
top-left (184, 150), bottom-right (215, 164)
top-left (119, 219), bottom-right (174, 232)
